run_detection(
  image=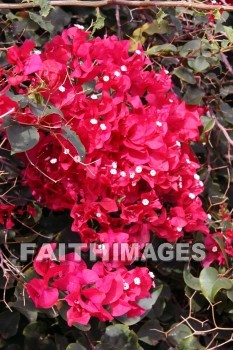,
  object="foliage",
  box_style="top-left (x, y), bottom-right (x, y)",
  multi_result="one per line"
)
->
top-left (0, 2), bottom-right (233, 350)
